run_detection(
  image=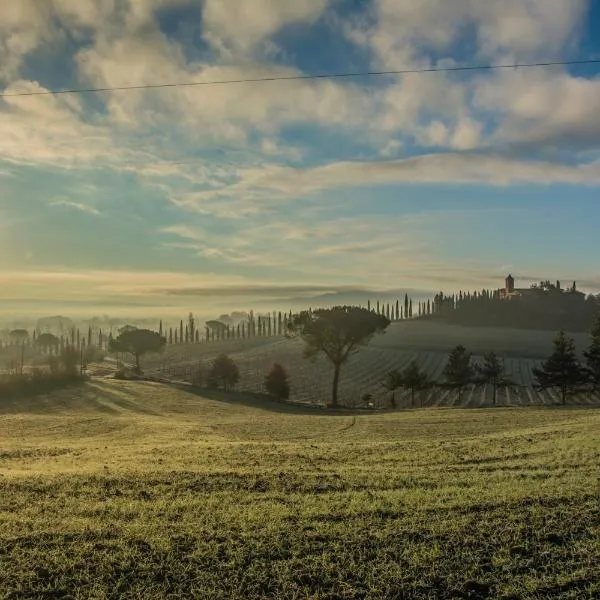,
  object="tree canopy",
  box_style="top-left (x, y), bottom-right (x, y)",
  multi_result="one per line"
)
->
top-left (208, 354), bottom-right (240, 391)
top-left (109, 329), bottom-right (166, 373)
top-left (533, 331), bottom-right (586, 404)
top-left (443, 345), bottom-right (475, 402)
top-left (288, 306), bottom-right (390, 408)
